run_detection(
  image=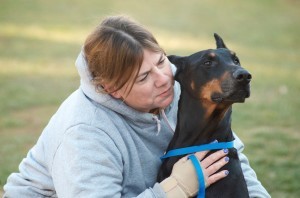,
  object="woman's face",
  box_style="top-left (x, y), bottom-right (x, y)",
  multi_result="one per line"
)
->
top-left (112, 49), bottom-right (174, 113)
